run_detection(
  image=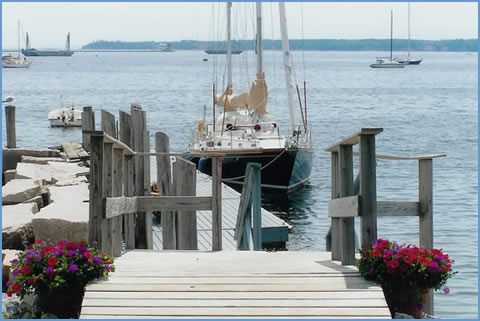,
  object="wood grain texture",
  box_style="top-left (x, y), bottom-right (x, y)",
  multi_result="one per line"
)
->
top-left (5, 106), bottom-right (16, 148)
top-left (81, 106), bottom-right (94, 152)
